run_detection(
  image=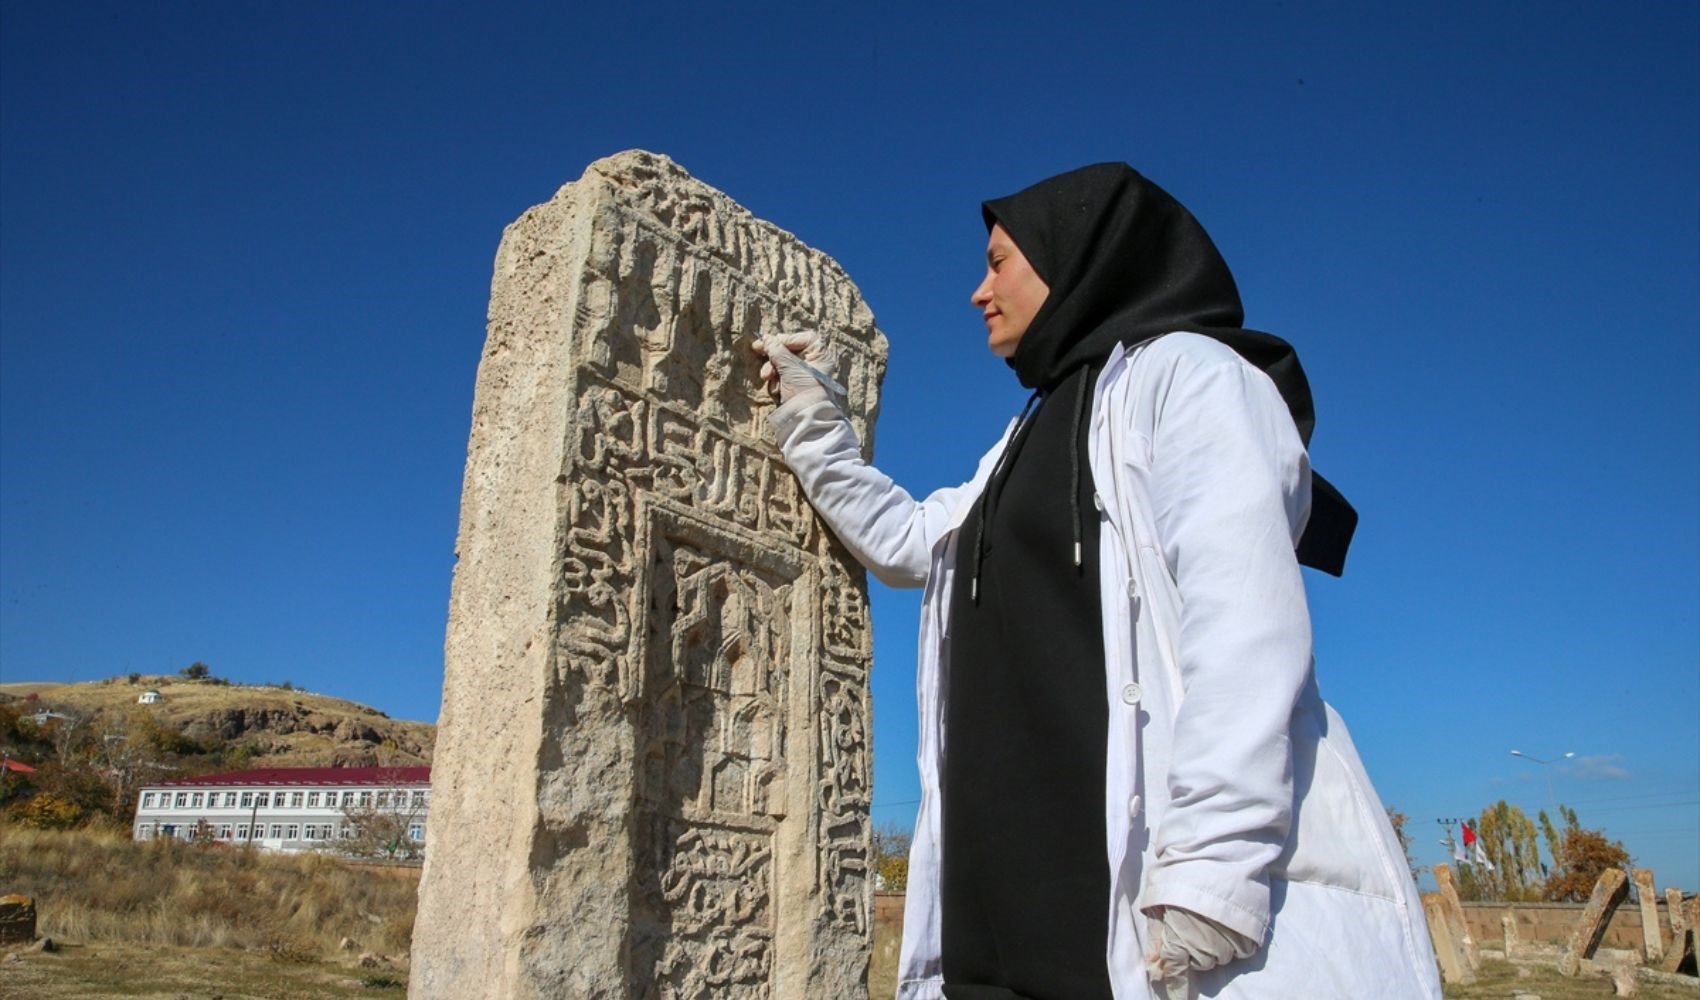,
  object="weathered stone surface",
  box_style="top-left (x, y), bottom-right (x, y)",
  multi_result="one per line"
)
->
top-left (411, 151), bottom-right (886, 1000)
top-left (1502, 910), bottom-right (1521, 956)
top-left (1422, 892), bottom-right (1475, 986)
top-left (0, 894), bottom-right (35, 945)
top-left (1667, 888), bottom-right (1688, 935)
top-left (1611, 960), bottom-right (1639, 997)
top-left (1433, 864), bottom-right (1481, 970)
top-left (1656, 925), bottom-right (1693, 975)
top-left (1632, 868), bottom-right (1661, 962)
top-left (1560, 867), bottom-right (1628, 976)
